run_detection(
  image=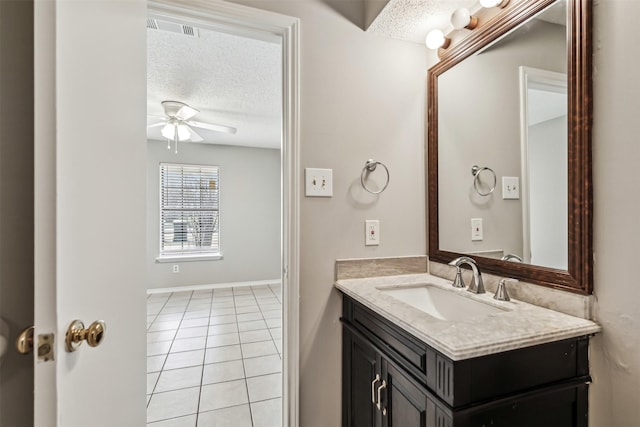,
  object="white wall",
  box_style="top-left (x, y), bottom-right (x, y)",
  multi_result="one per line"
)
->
top-left (147, 142), bottom-right (281, 289)
top-left (0, 1), bottom-right (34, 425)
top-left (590, 0), bottom-right (640, 425)
top-left (438, 20), bottom-right (566, 259)
top-left (229, 1), bottom-right (427, 425)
